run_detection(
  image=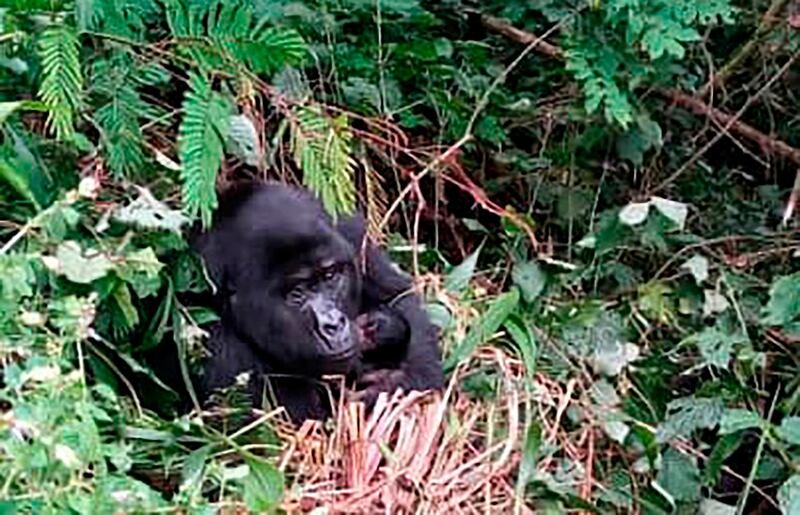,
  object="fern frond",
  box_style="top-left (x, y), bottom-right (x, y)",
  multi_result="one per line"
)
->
top-left (178, 72), bottom-right (232, 227)
top-left (164, 0), bottom-right (306, 76)
top-left (290, 104), bottom-right (356, 218)
top-left (37, 26), bottom-right (82, 140)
